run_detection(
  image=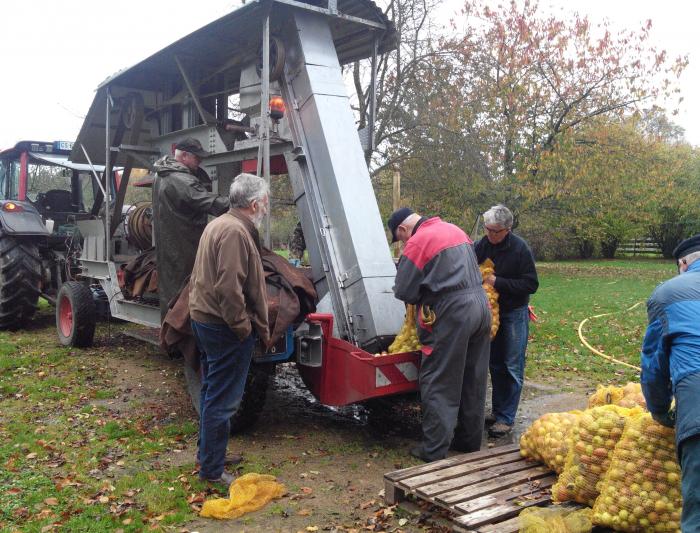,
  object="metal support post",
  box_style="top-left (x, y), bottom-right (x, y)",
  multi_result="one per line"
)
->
top-left (369, 36), bottom-right (378, 152)
top-left (104, 89), bottom-right (113, 261)
top-left (257, 13), bottom-right (272, 248)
